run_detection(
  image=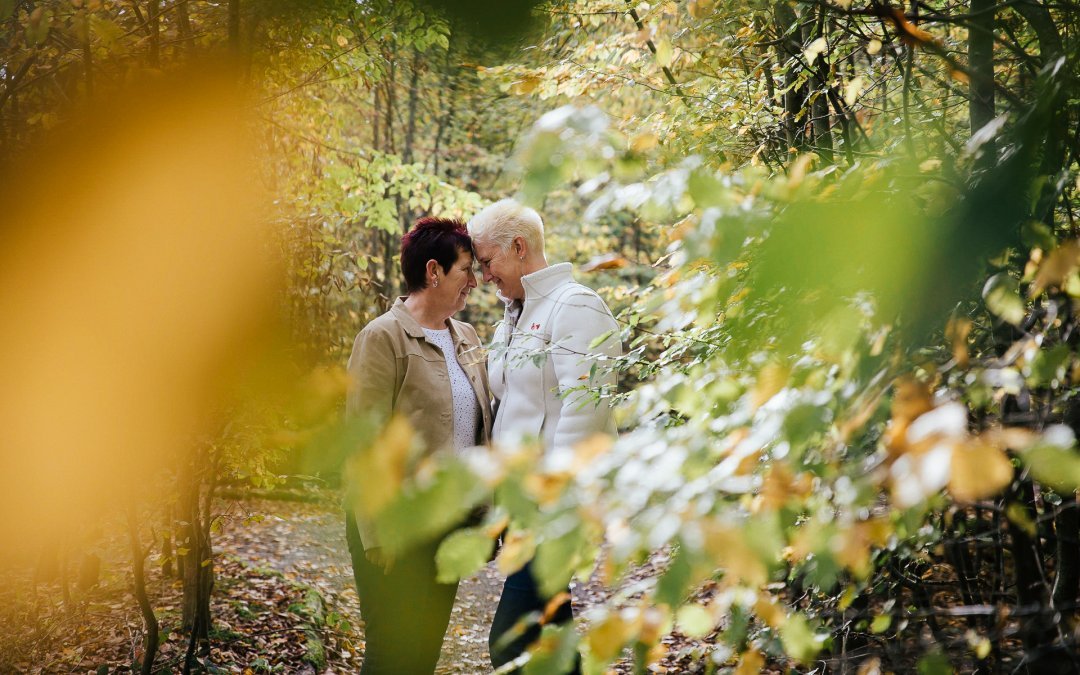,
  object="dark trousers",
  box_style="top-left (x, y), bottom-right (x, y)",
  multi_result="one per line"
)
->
top-left (345, 513), bottom-right (459, 675)
top-left (489, 561), bottom-right (579, 674)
